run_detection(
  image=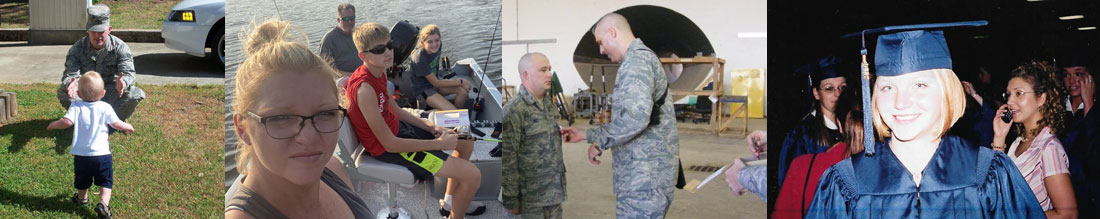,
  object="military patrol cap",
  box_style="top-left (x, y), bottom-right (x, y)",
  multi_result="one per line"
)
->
top-left (87, 4), bottom-right (110, 32)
